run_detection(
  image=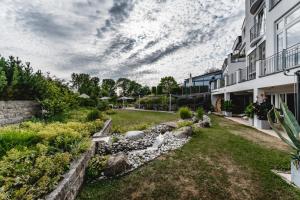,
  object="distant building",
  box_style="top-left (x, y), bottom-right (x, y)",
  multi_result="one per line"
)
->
top-left (183, 70), bottom-right (223, 90)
